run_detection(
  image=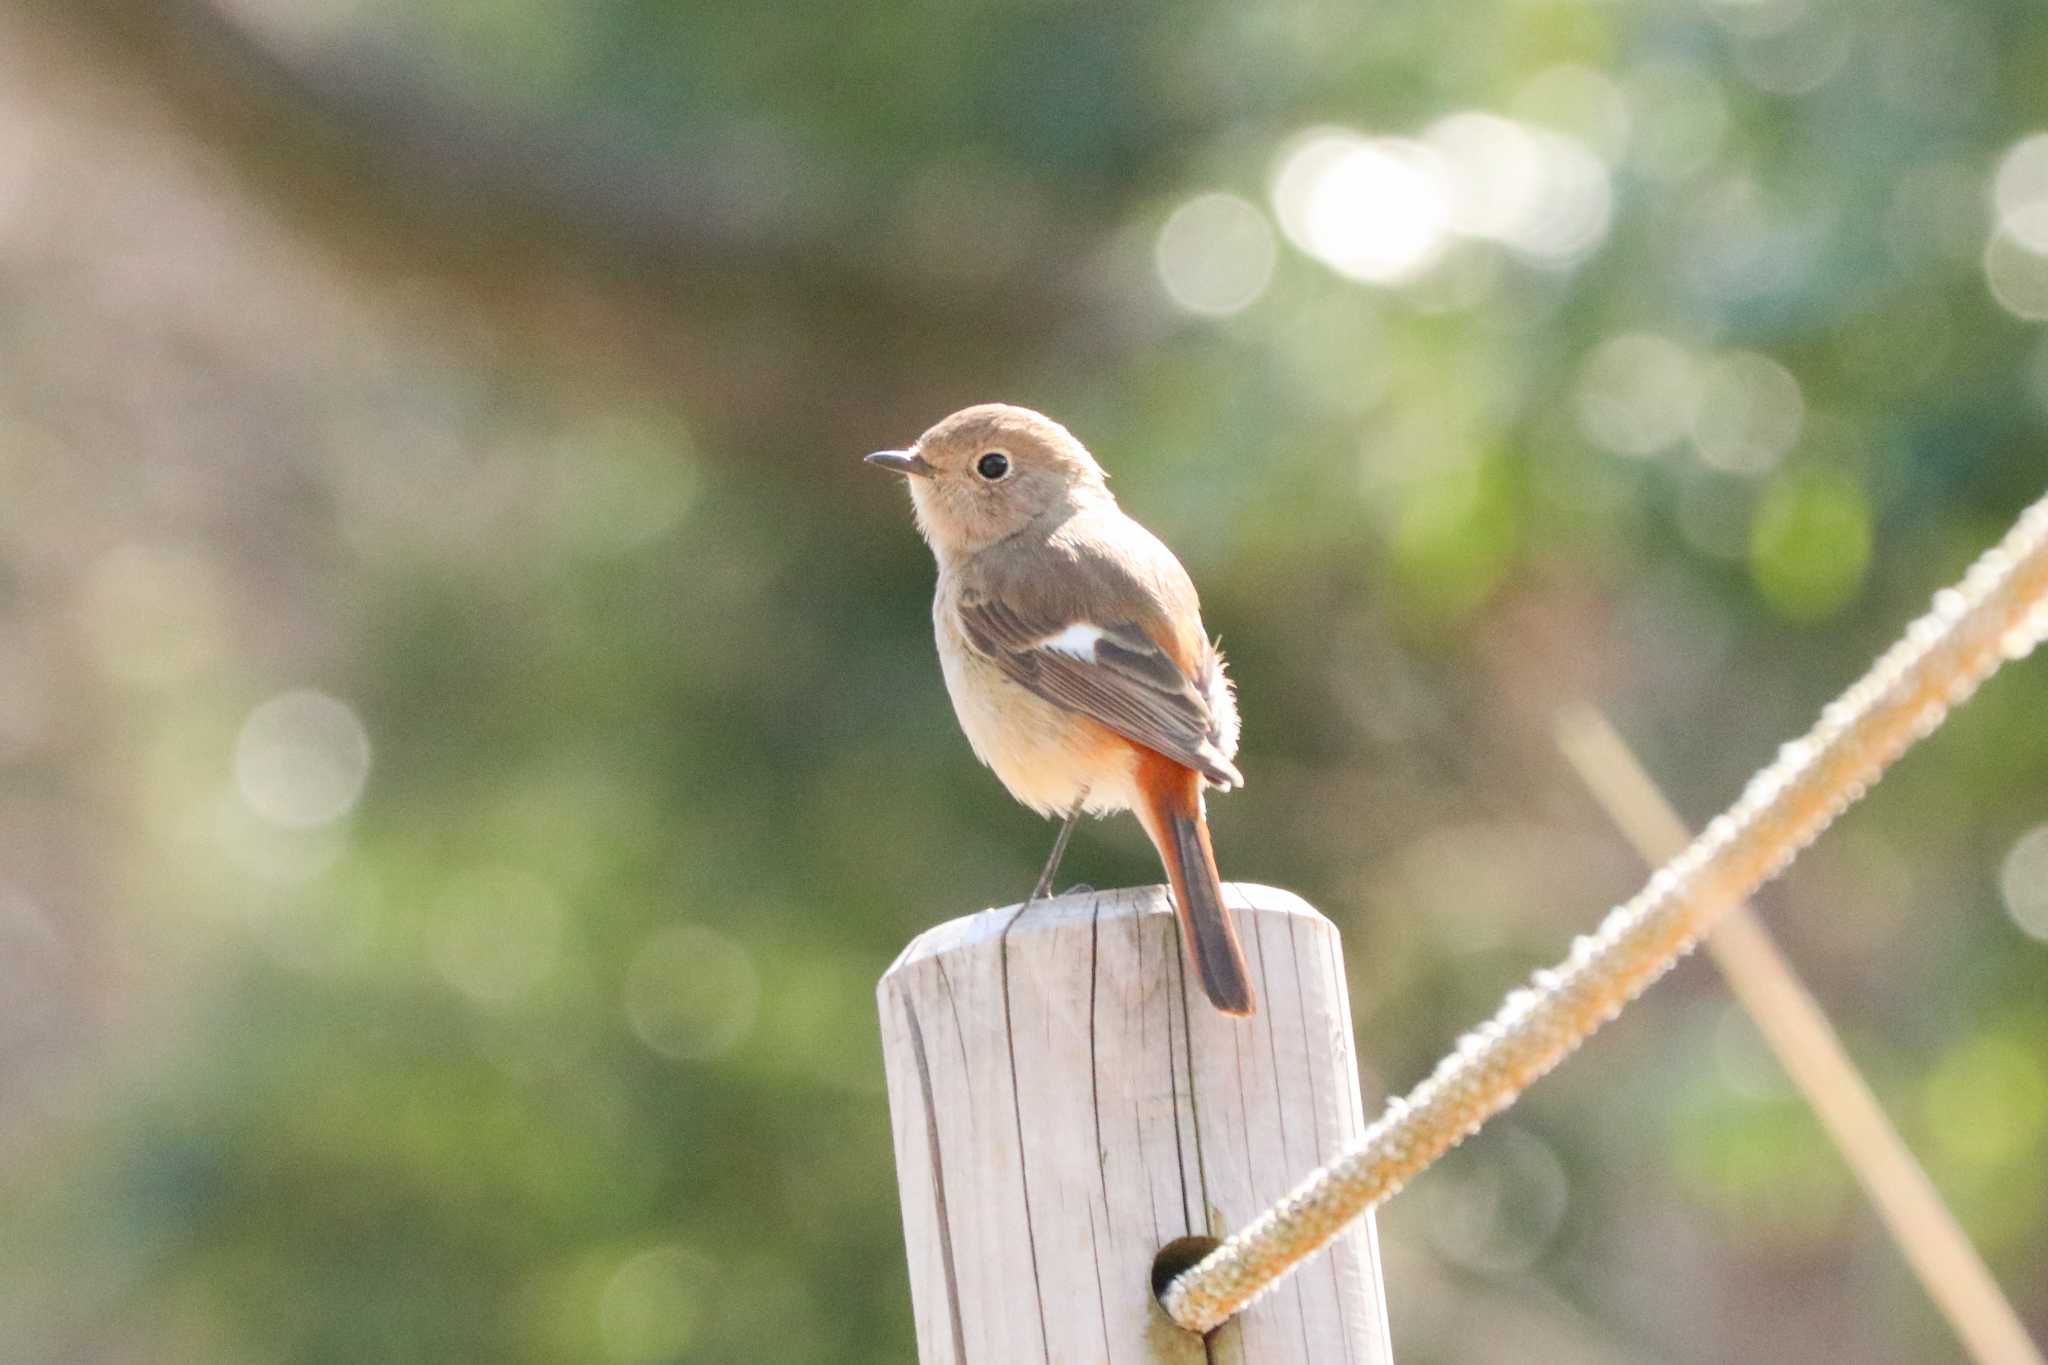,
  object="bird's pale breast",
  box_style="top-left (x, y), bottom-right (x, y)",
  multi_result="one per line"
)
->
top-left (933, 578), bottom-right (1142, 818)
